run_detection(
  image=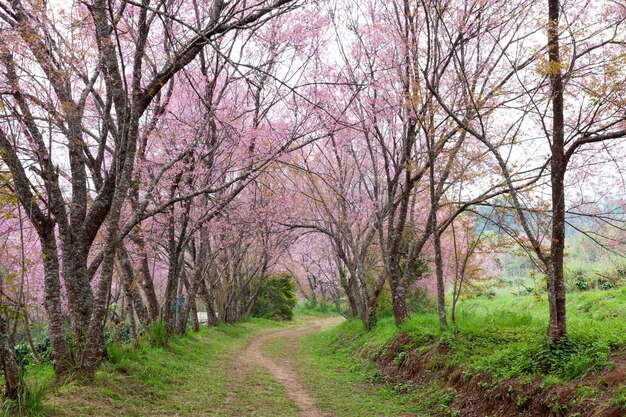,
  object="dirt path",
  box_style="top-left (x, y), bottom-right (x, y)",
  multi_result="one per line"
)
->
top-left (228, 317), bottom-right (343, 417)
